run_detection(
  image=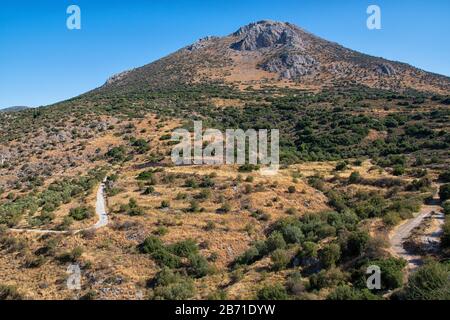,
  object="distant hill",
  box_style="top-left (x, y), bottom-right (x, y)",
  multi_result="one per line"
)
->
top-left (0, 106), bottom-right (29, 113)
